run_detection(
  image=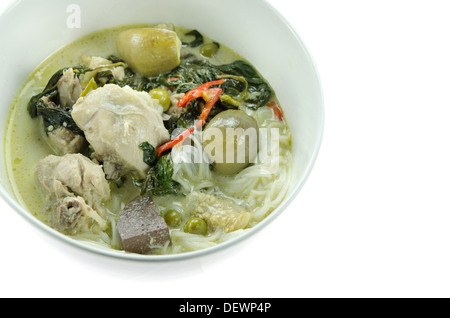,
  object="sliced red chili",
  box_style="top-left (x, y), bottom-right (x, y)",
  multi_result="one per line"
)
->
top-left (157, 127), bottom-right (195, 158)
top-left (178, 79), bottom-right (225, 108)
top-left (157, 81), bottom-right (224, 157)
top-left (268, 101), bottom-right (284, 121)
top-left (197, 88), bottom-right (223, 128)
